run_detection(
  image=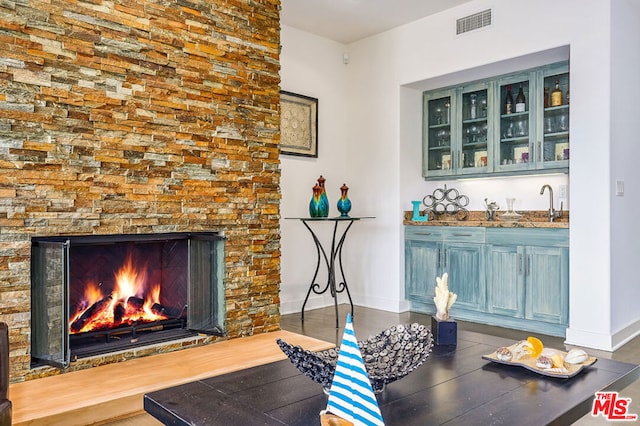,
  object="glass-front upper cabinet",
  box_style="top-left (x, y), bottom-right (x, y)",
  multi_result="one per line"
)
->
top-left (460, 83), bottom-right (491, 174)
top-left (423, 92), bottom-right (453, 176)
top-left (422, 61), bottom-right (569, 180)
top-left (495, 73), bottom-right (532, 173)
top-left (423, 83), bottom-right (493, 178)
top-left (540, 65), bottom-right (569, 168)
